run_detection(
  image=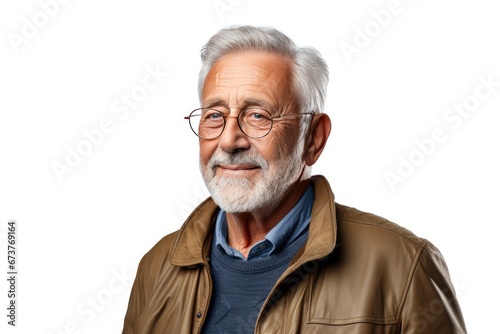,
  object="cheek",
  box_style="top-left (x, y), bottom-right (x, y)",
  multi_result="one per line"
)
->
top-left (268, 125), bottom-right (300, 159)
top-left (254, 133), bottom-right (289, 163)
top-left (199, 140), bottom-right (218, 165)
